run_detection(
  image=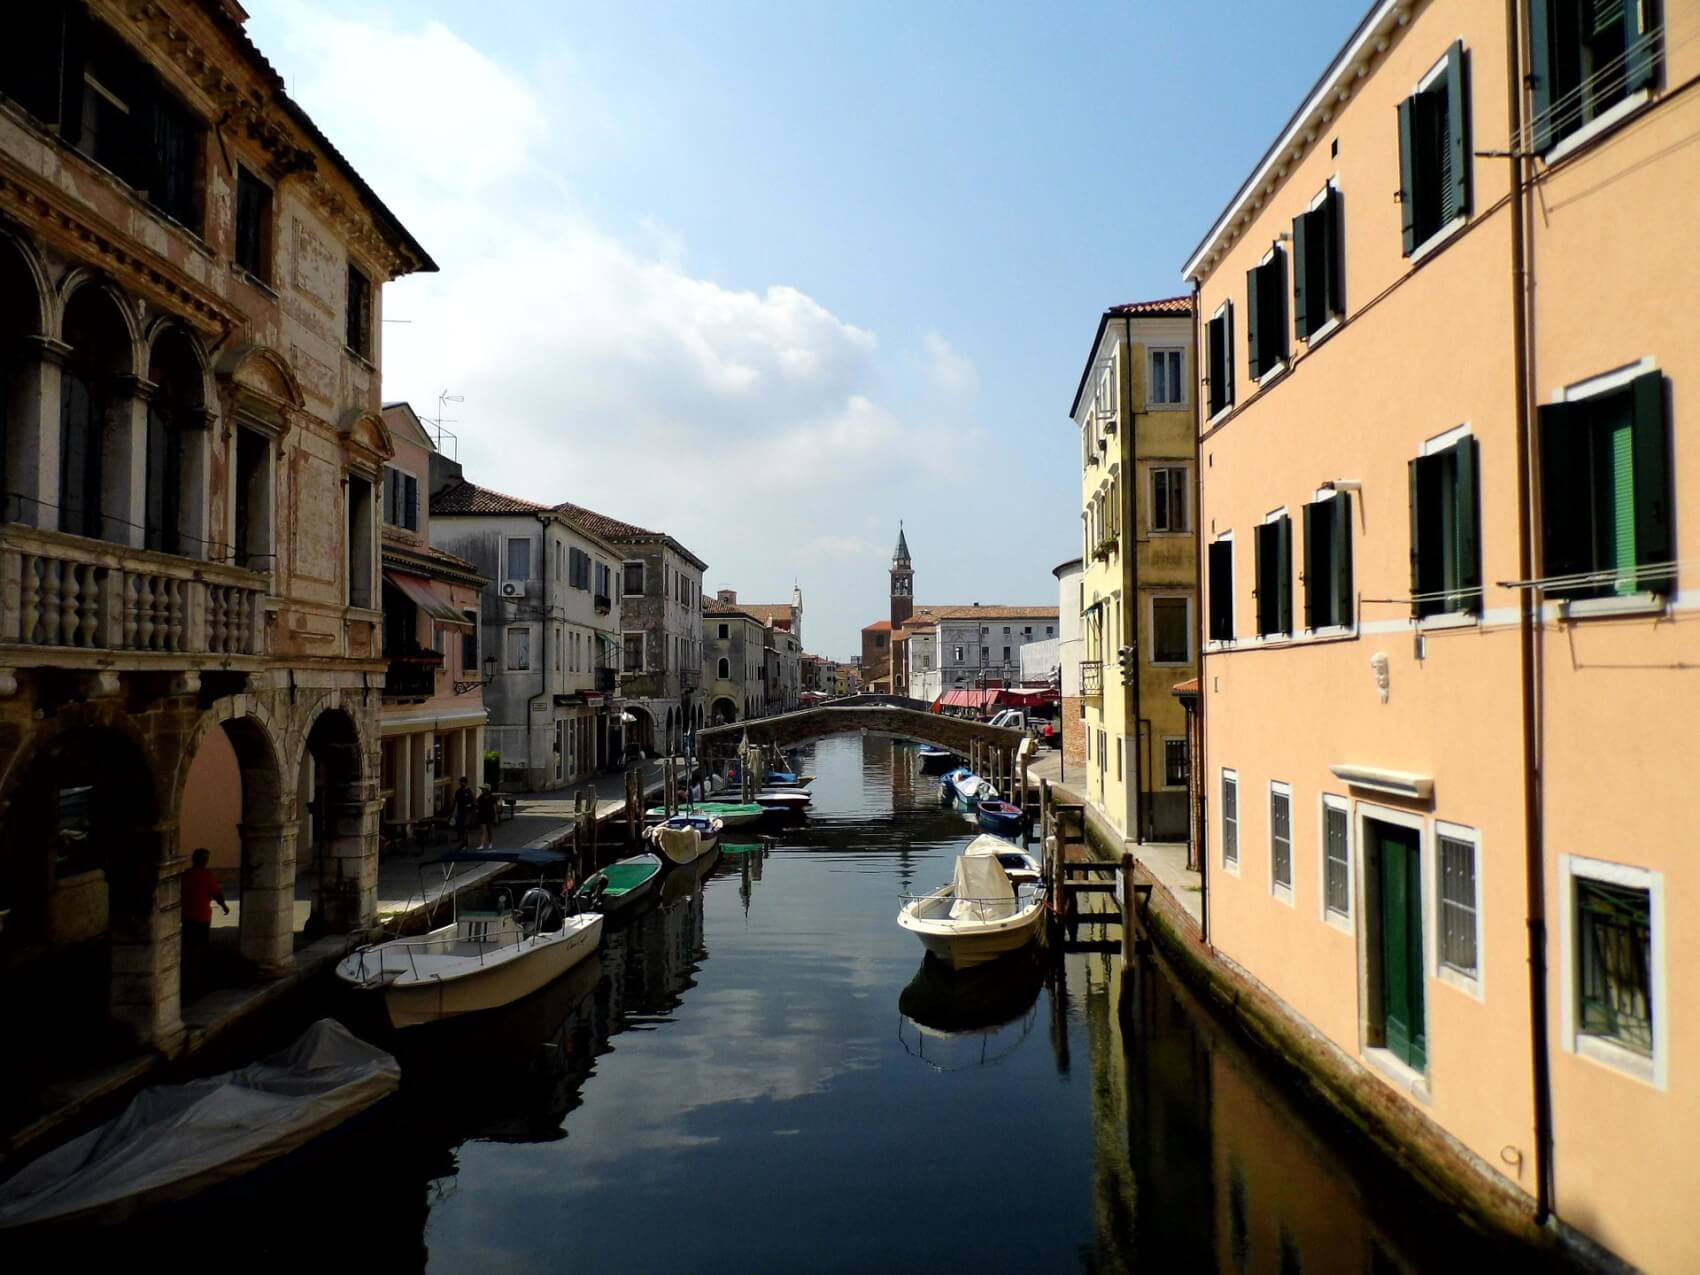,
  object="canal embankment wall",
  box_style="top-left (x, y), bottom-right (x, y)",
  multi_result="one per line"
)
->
top-left (1050, 773), bottom-right (1619, 1271)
